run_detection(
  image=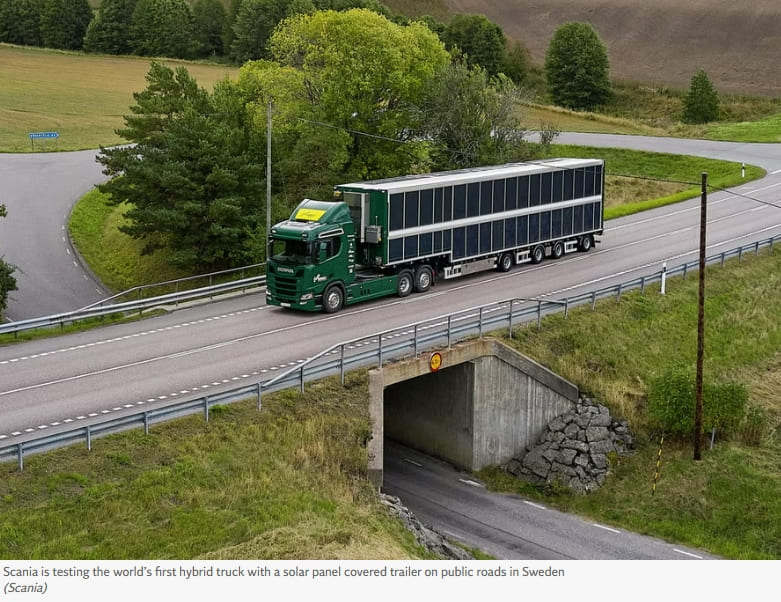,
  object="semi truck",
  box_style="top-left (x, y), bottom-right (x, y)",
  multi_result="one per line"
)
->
top-left (265, 158), bottom-right (604, 313)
